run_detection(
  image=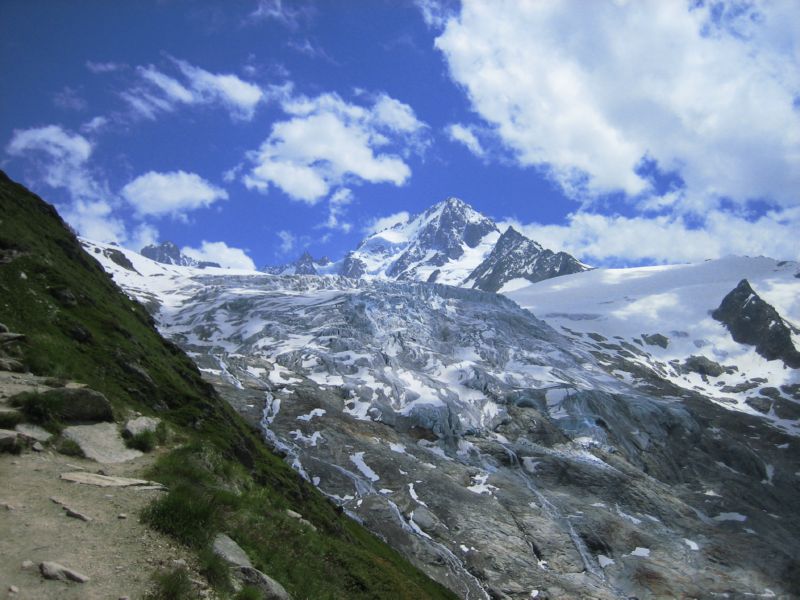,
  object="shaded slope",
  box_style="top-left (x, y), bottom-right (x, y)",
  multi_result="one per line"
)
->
top-left (0, 170), bottom-right (457, 600)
